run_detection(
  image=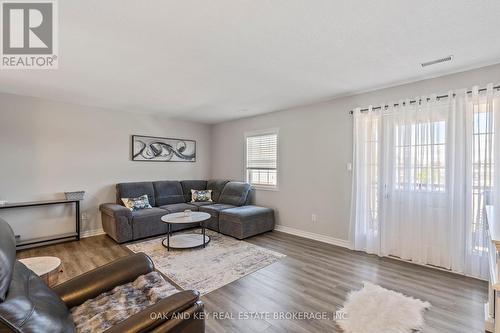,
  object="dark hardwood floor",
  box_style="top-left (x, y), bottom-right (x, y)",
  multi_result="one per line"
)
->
top-left (17, 231), bottom-right (487, 333)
